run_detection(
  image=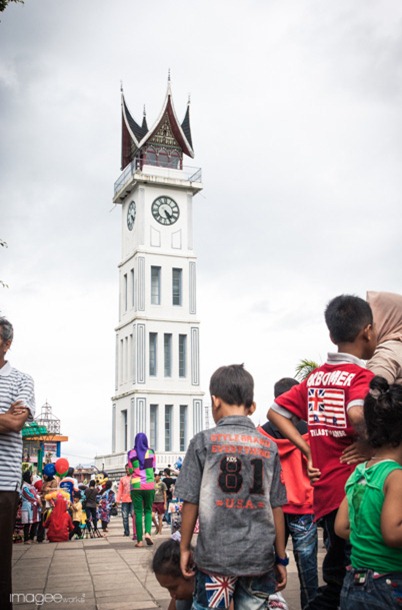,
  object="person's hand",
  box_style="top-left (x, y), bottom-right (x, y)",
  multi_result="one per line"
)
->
top-left (9, 400), bottom-right (28, 416)
top-left (306, 457), bottom-right (321, 483)
top-left (180, 548), bottom-right (196, 579)
top-left (275, 565), bottom-right (287, 591)
top-left (340, 441), bottom-right (372, 465)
